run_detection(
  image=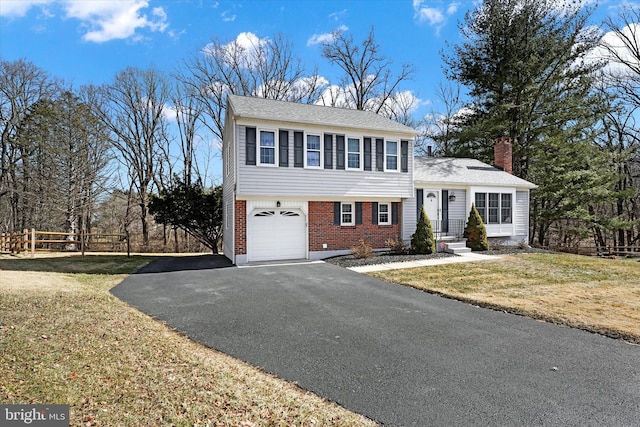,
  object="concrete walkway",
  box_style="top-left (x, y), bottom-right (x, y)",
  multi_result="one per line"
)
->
top-left (348, 251), bottom-right (502, 272)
